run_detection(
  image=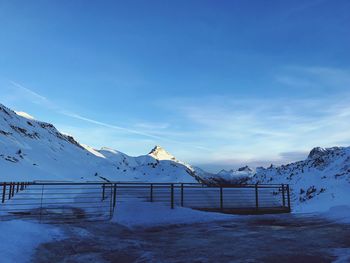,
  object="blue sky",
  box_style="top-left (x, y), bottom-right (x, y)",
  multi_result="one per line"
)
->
top-left (0, 0), bottom-right (350, 171)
